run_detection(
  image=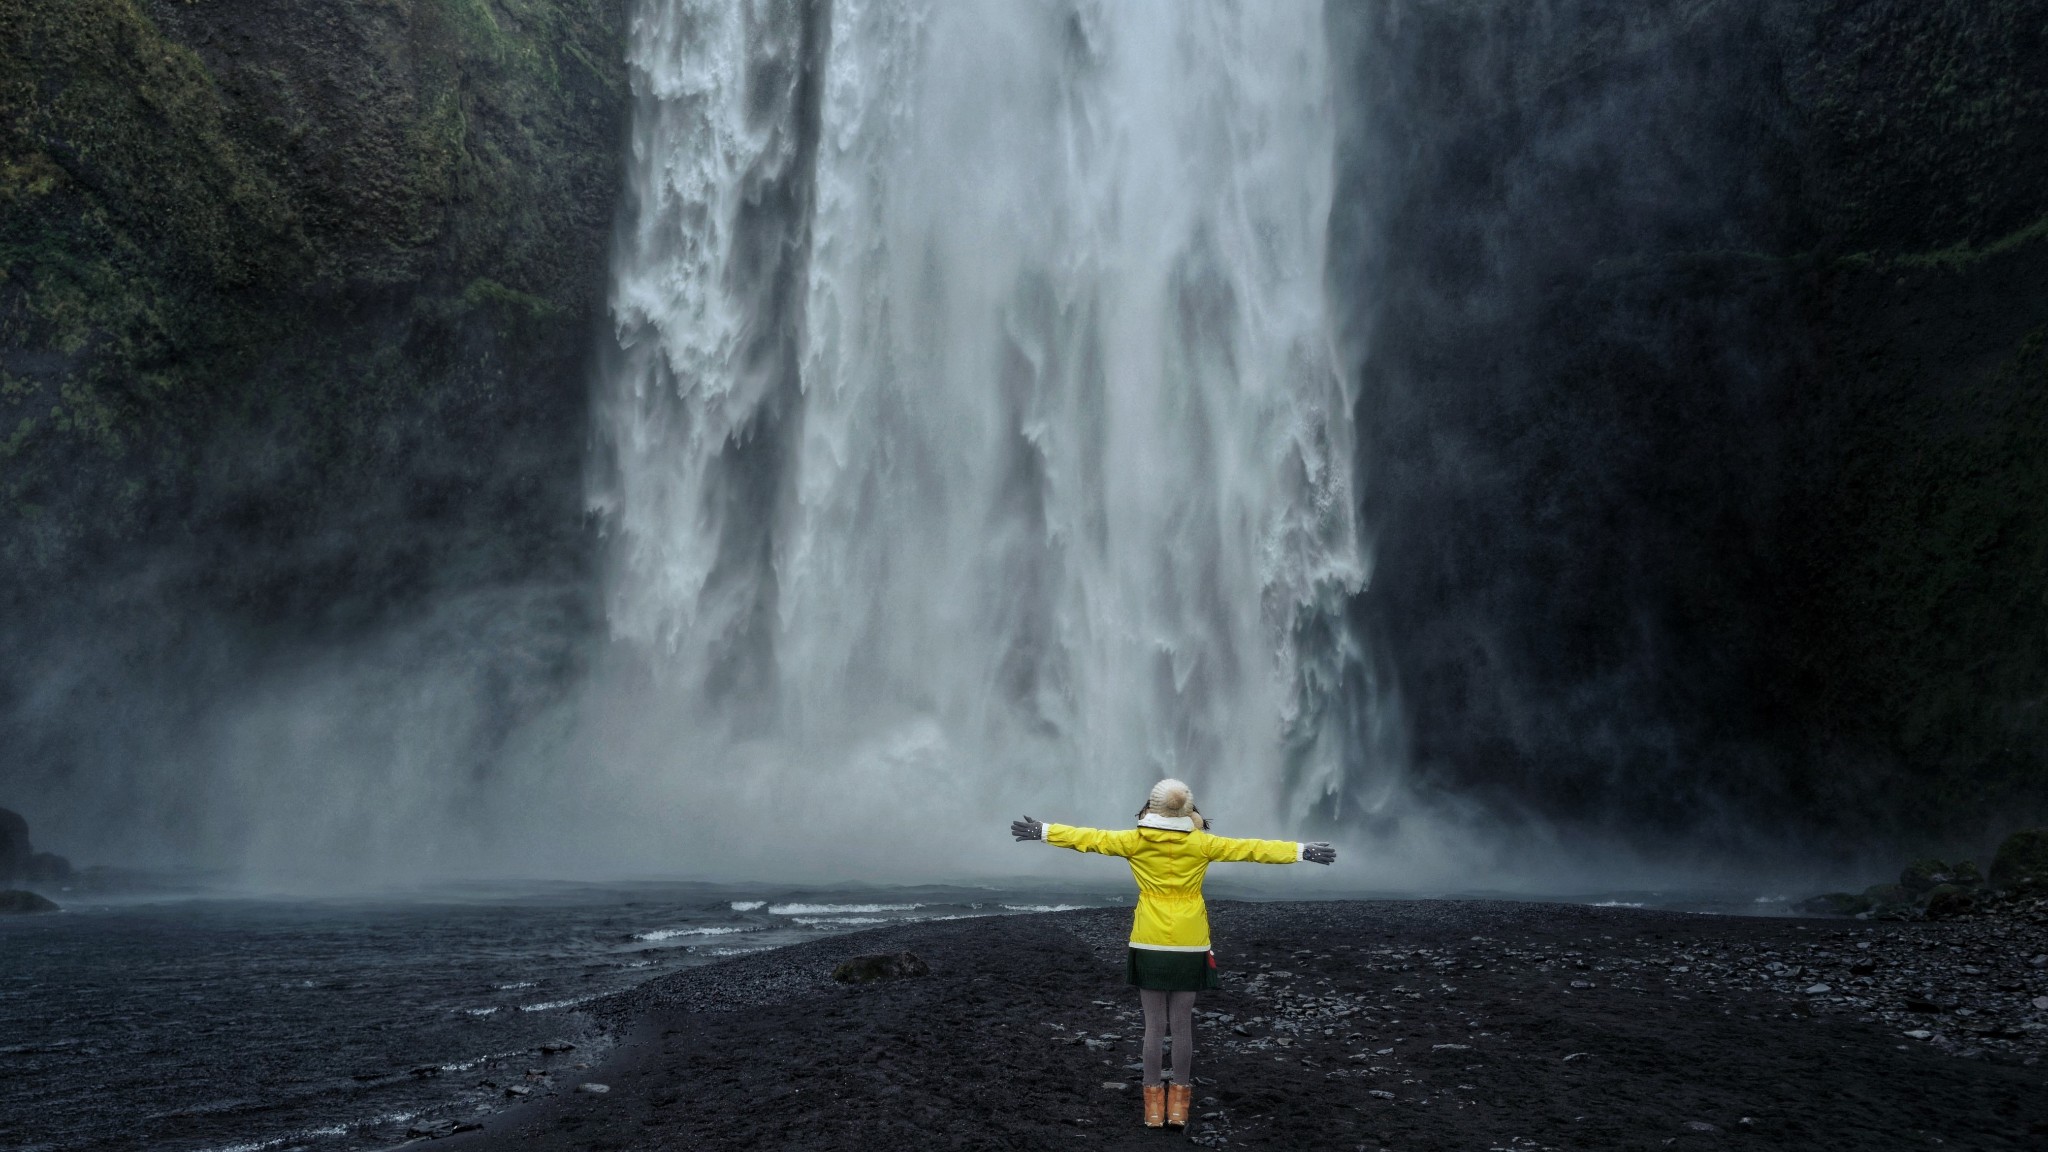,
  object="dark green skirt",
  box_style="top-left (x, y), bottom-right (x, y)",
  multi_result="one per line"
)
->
top-left (1127, 947), bottom-right (1221, 992)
